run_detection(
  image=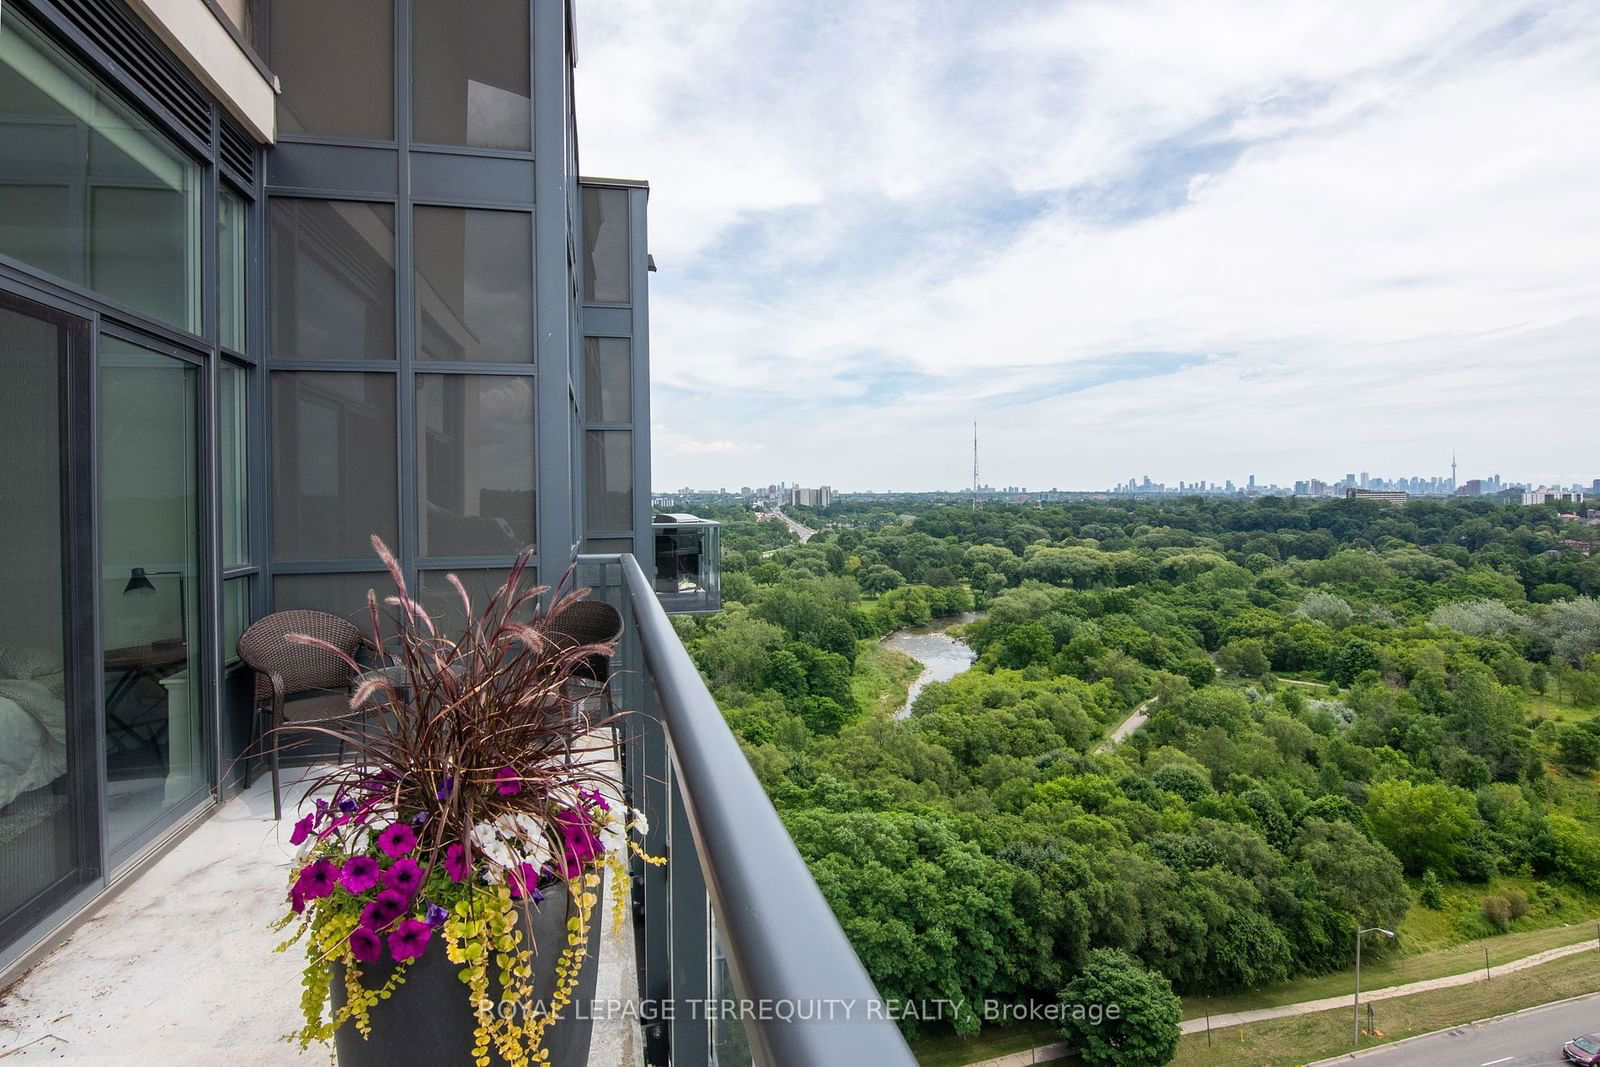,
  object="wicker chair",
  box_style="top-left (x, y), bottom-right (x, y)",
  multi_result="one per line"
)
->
top-left (547, 600), bottom-right (623, 744)
top-left (237, 609), bottom-right (365, 821)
